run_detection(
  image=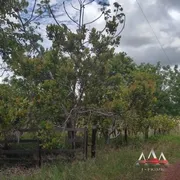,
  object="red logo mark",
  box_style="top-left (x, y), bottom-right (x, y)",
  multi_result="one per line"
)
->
top-left (136, 149), bottom-right (169, 166)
